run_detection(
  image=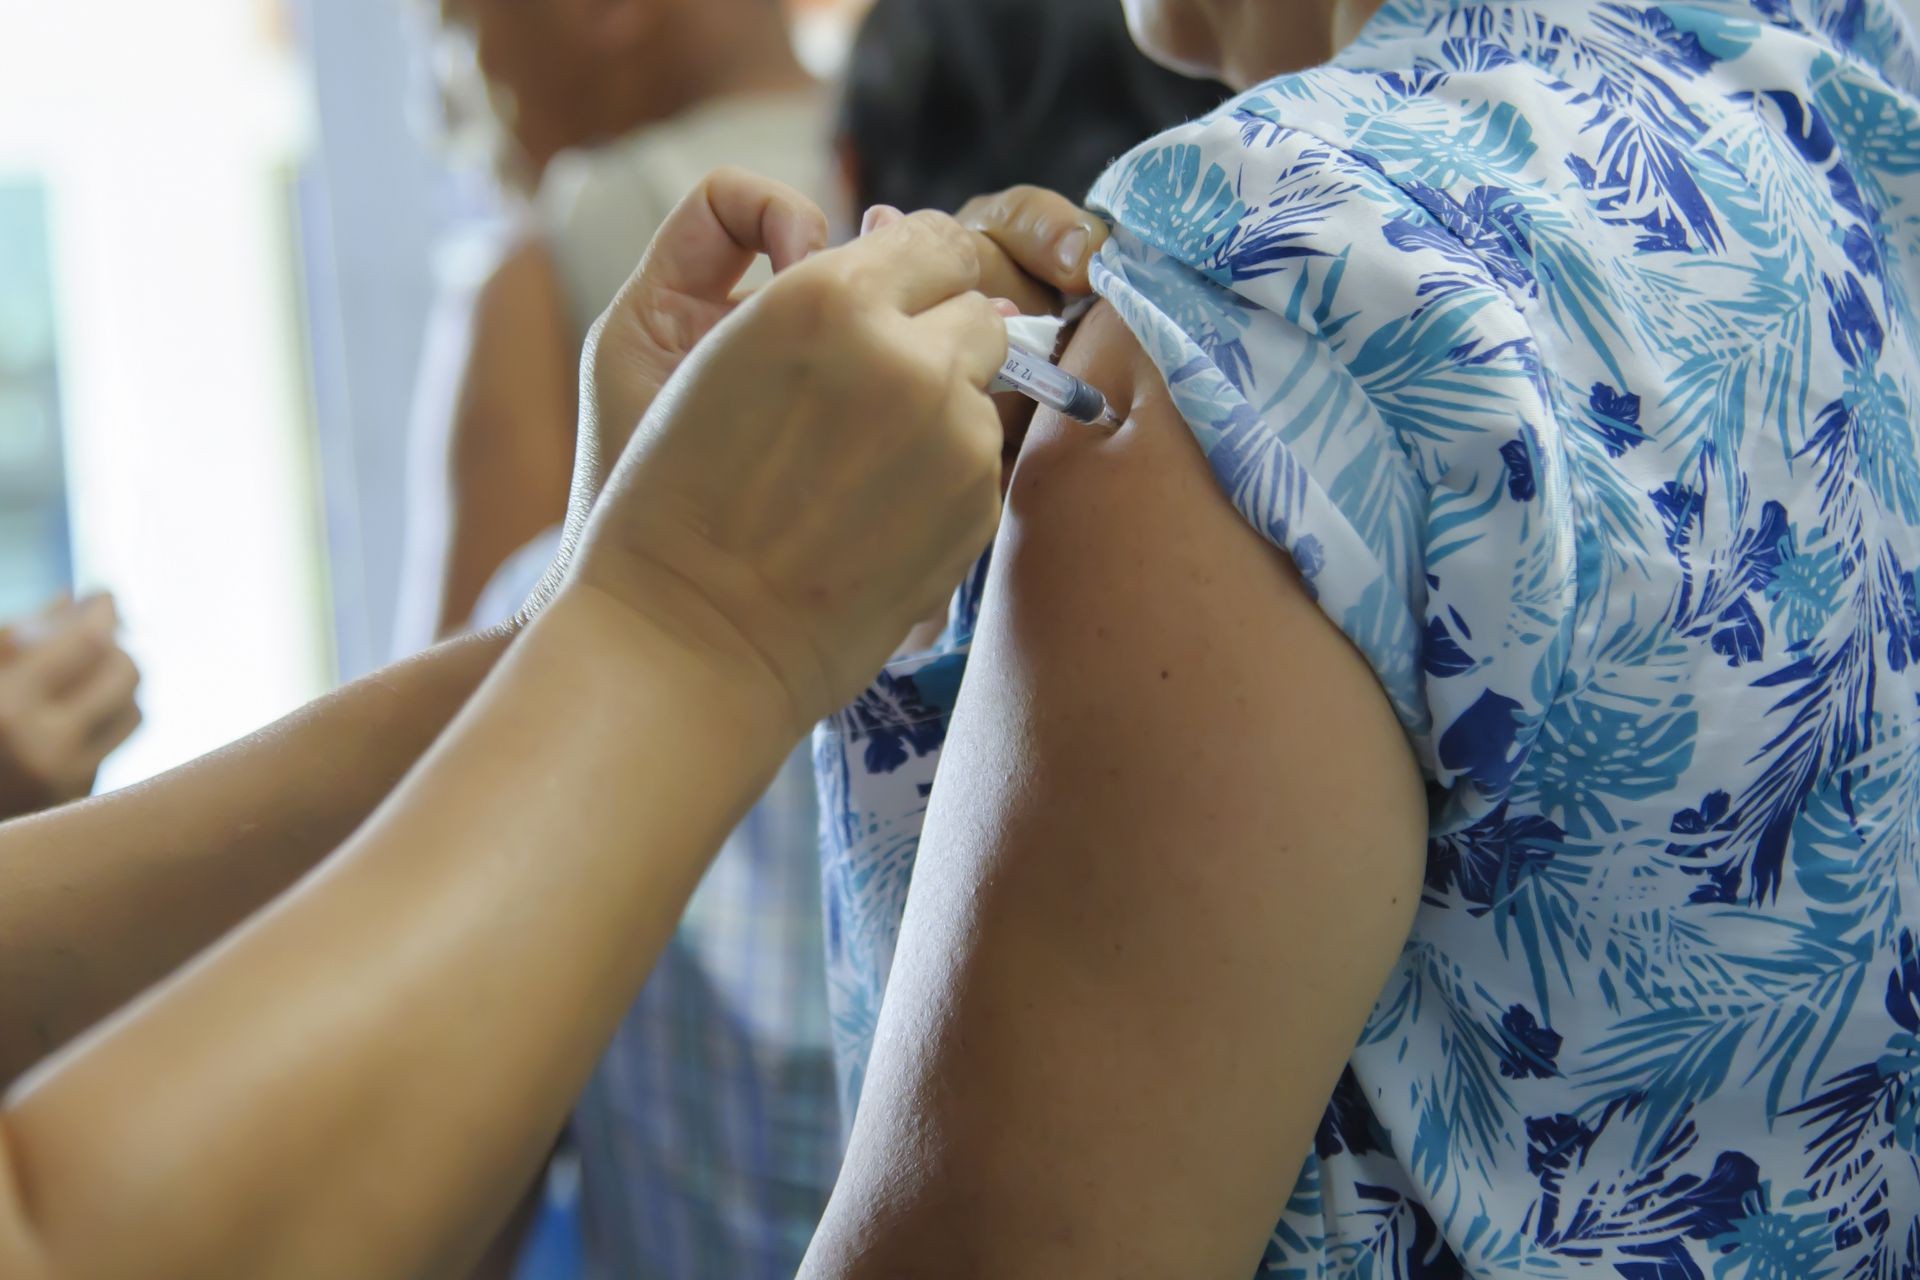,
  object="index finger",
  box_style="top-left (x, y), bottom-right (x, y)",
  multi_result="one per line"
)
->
top-left (826, 209), bottom-right (982, 315)
top-left (630, 166), bottom-right (830, 306)
top-left (909, 291), bottom-right (1011, 391)
top-left (965, 231), bottom-right (1063, 319)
